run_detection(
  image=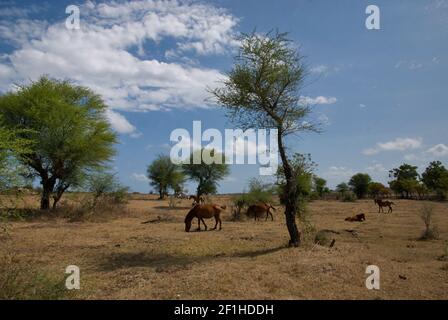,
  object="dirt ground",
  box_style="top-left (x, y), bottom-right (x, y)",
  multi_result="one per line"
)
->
top-left (1, 194), bottom-right (448, 300)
